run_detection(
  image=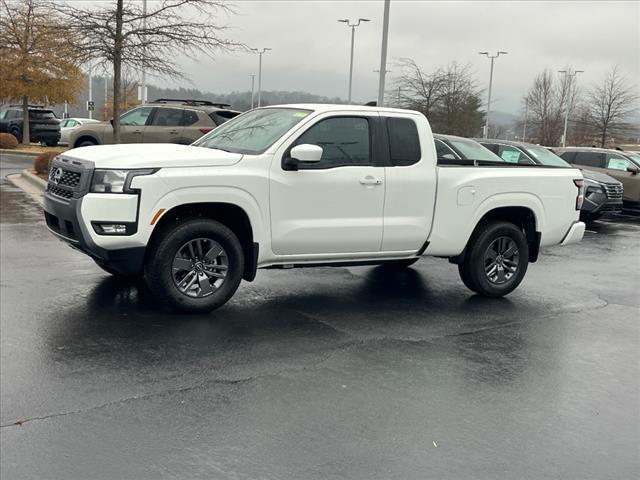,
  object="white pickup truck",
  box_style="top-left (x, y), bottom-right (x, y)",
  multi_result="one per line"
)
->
top-left (43, 104), bottom-right (586, 312)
